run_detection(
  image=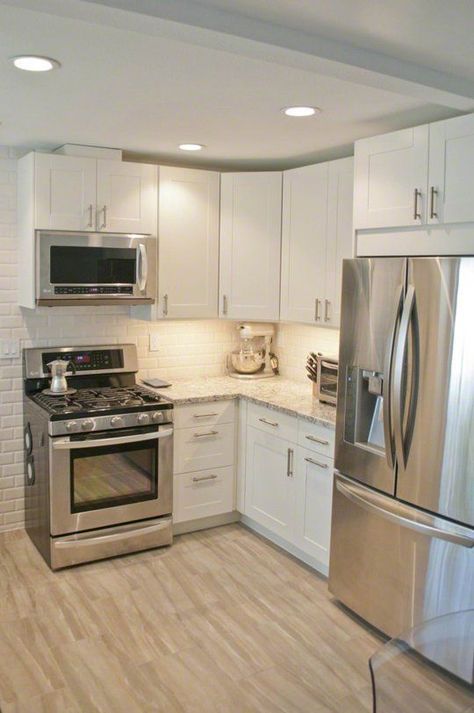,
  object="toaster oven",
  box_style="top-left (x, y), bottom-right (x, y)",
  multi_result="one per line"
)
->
top-left (316, 355), bottom-right (339, 405)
